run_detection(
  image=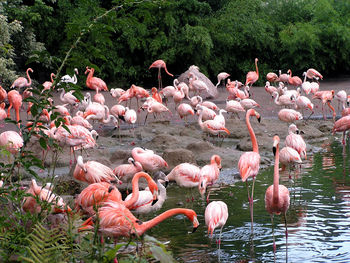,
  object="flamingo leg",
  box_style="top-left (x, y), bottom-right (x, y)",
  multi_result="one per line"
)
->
top-left (250, 177), bottom-right (256, 232)
top-left (270, 214), bottom-right (276, 260)
top-left (284, 212), bottom-right (289, 262)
